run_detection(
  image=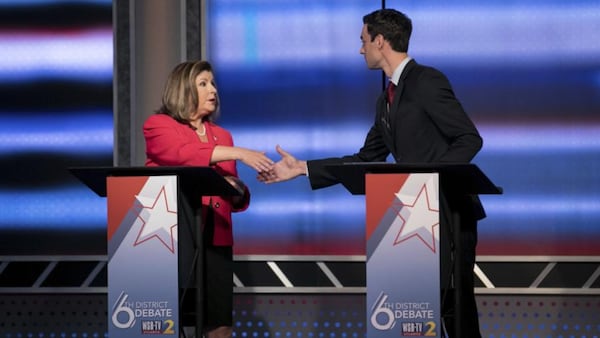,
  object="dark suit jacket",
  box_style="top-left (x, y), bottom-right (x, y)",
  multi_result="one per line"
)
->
top-left (307, 59), bottom-right (485, 220)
